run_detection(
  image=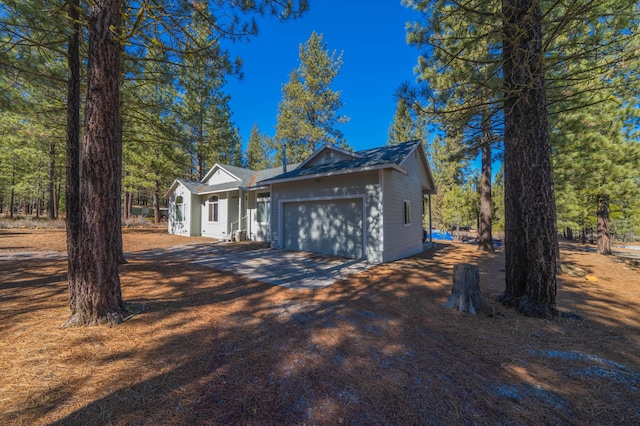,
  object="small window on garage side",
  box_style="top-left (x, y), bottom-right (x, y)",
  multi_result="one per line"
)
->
top-left (257, 192), bottom-right (270, 224)
top-left (175, 196), bottom-right (184, 222)
top-left (403, 200), bottom-right (411, 226)
top-left (208, 196), bottom-right (219, 222)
